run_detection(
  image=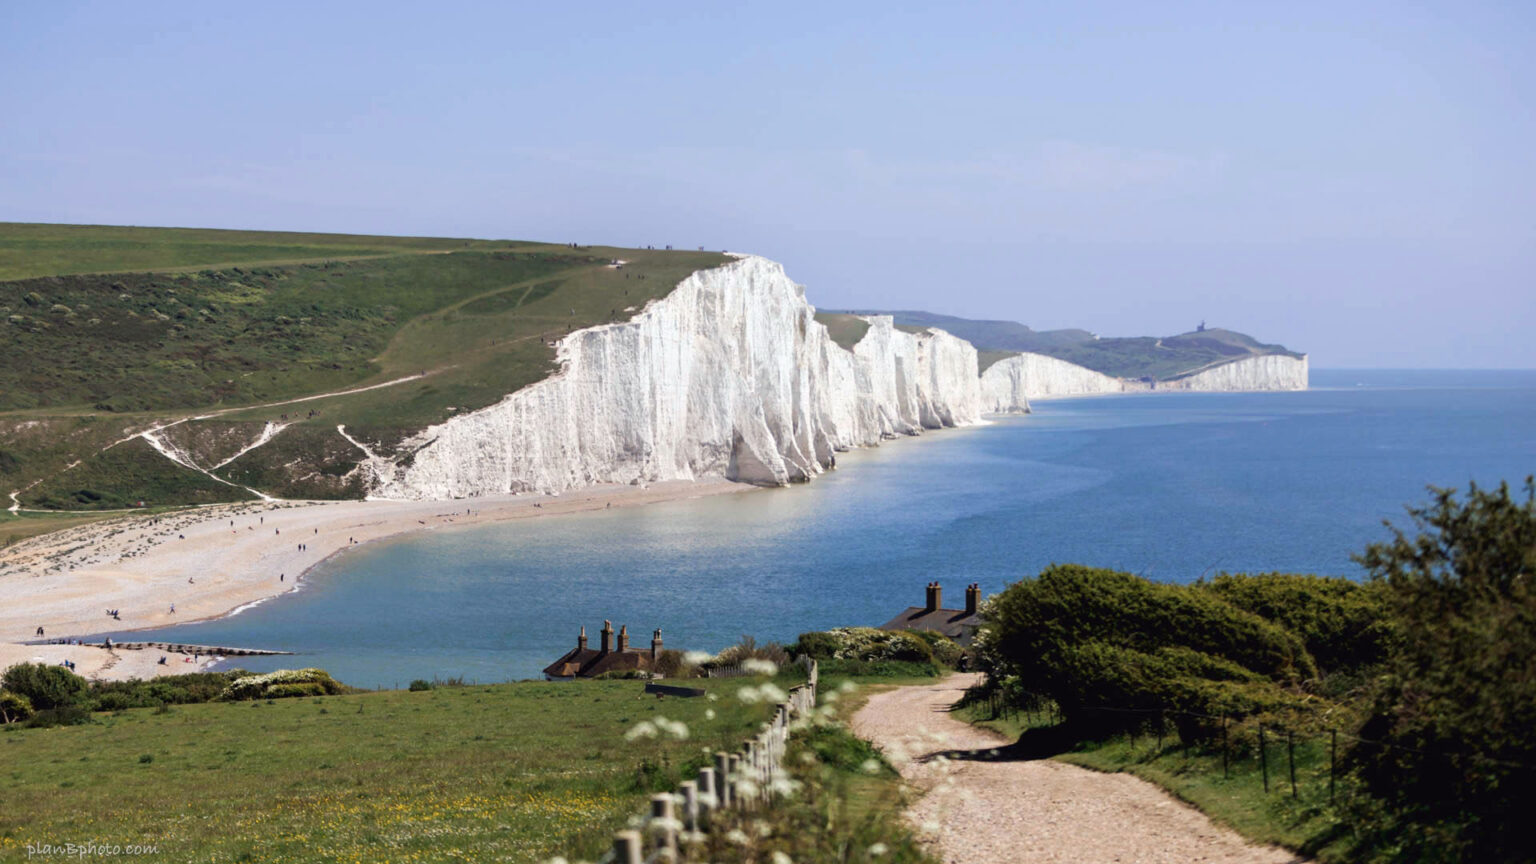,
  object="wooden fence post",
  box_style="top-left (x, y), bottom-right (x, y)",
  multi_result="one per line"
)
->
top-left (1329, 728), bottom-right (1338, 803)
top-left (1221, 715), bottom-right (1229, 780)
top-left (1287, 730), bottom-right (1298, 800)
top-left (613, 830), bottom-right (642, 864)
top-left (1260, 724), bottom-right (1270, 794)
top-left (715, 752), bottom-right (732, 810)
top-left (698, 767), bottom-right (717, 822)
top-left (650, 793), bottom-right (677, 858)
top-left (680, 780), bottom-right (698, 833)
